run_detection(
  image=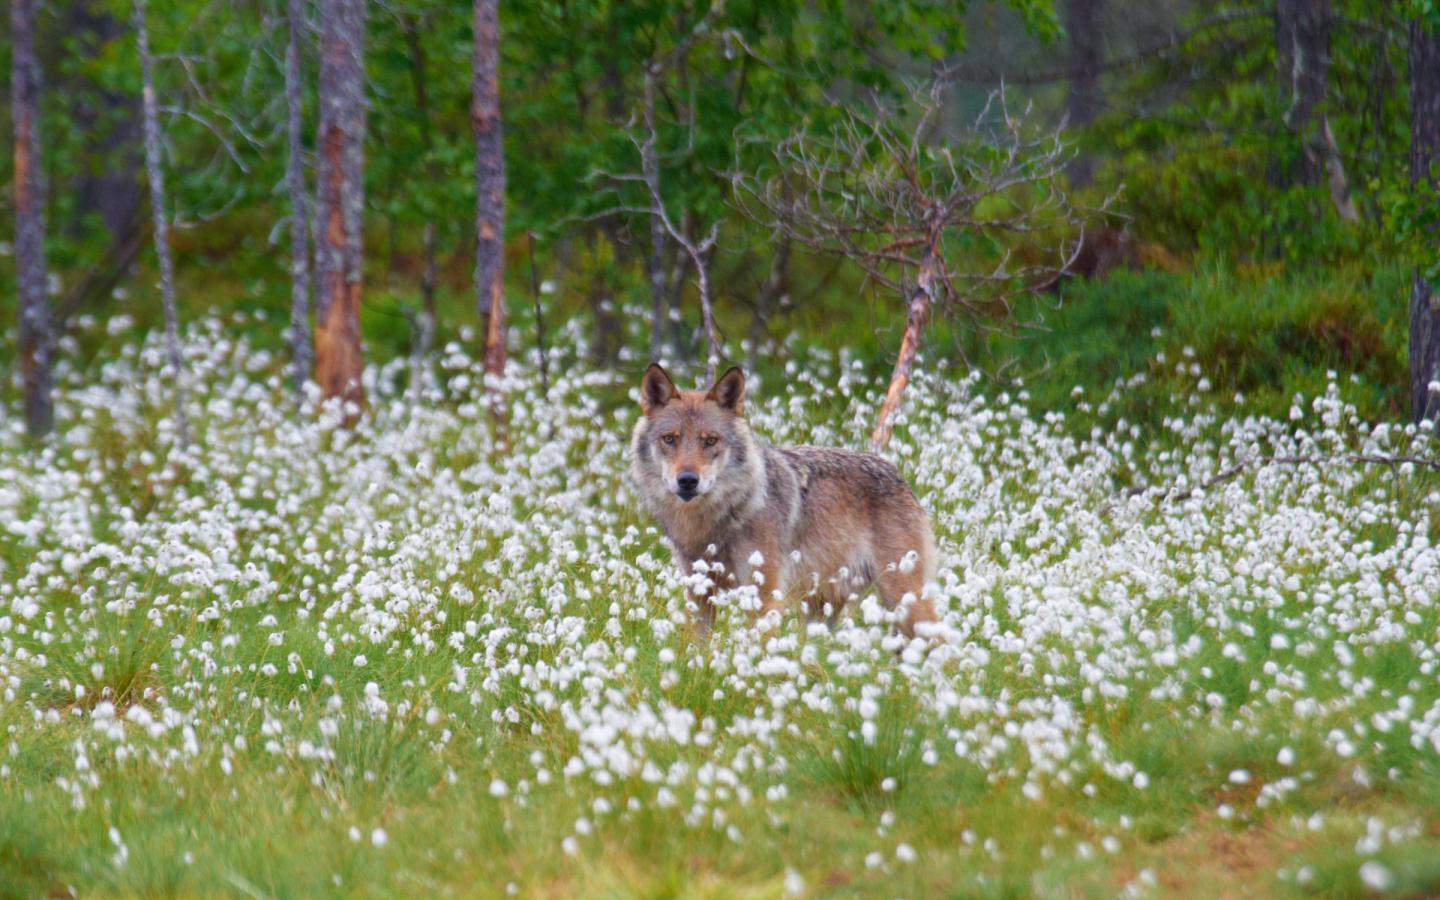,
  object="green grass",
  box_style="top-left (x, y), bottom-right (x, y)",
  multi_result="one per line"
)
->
top-left (1, 246), bottom-right (1437, 897)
